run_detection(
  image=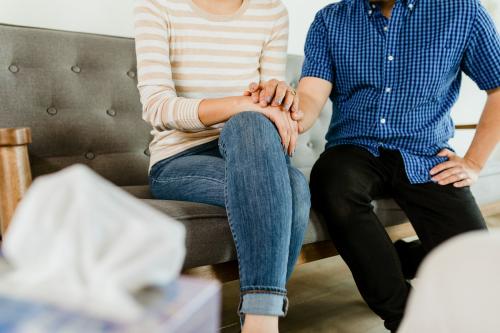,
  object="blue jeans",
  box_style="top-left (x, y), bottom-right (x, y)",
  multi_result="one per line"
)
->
top-left (150, 112), bottom-right (311, 318)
